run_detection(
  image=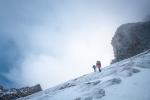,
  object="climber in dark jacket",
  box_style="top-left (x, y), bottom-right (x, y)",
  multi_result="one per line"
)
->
top-left (92, 65), bottom-right (96, 72)
top-left (96, 61), bottom-right (101, 72)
